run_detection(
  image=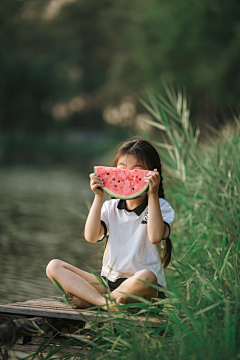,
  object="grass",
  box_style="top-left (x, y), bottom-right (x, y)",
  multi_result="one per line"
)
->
top-left (20, 87), bottom-right (240, 359)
